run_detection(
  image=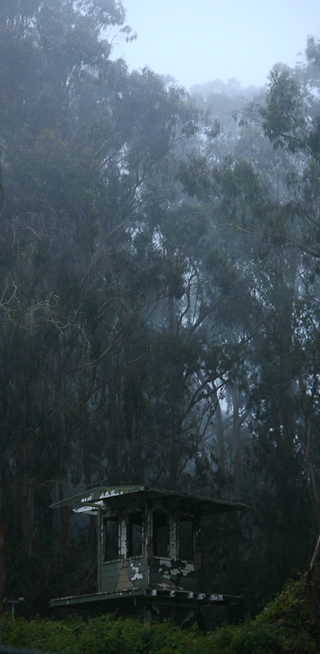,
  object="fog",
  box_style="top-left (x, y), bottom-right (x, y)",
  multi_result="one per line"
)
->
top-left (2, 0), bottom-right (320, 625)
top-left (112, 0), bottom-right (320, 89)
